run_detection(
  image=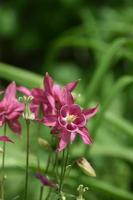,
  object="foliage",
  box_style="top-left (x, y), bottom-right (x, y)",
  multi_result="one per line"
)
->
top-left (0, 0), bottom-right (133, 199)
